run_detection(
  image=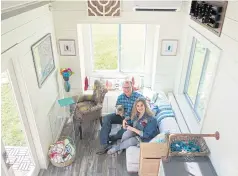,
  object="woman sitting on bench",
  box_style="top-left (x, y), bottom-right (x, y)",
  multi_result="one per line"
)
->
top-left (107, 97), bottom-right (158, 154)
